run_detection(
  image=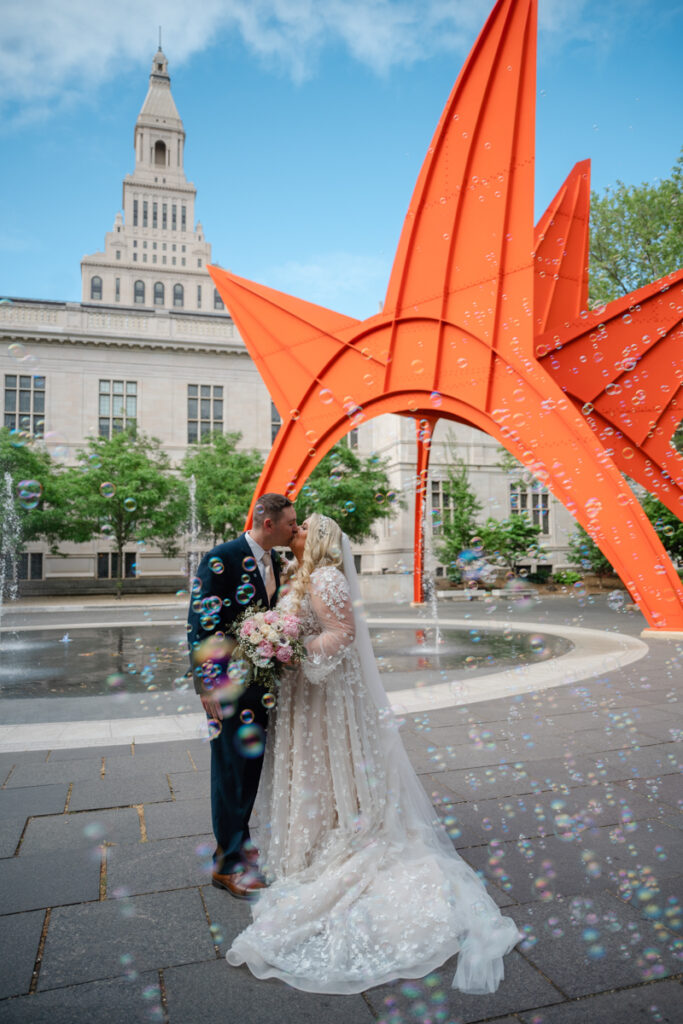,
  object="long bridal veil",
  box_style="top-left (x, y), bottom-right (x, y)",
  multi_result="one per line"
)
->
top-left (227, 533), bottom-right (520, 995)
top-left (339, 534), bottom-right (520, 993)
